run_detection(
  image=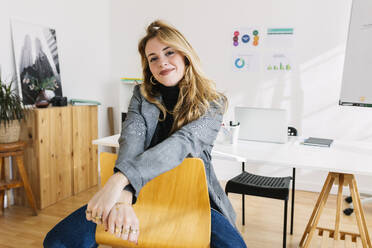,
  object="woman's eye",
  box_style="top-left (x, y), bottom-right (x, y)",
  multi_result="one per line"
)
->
top-left (149, 57), bottom-right (158, 62)
top-left (166, 51), bottom-right (175, 56)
